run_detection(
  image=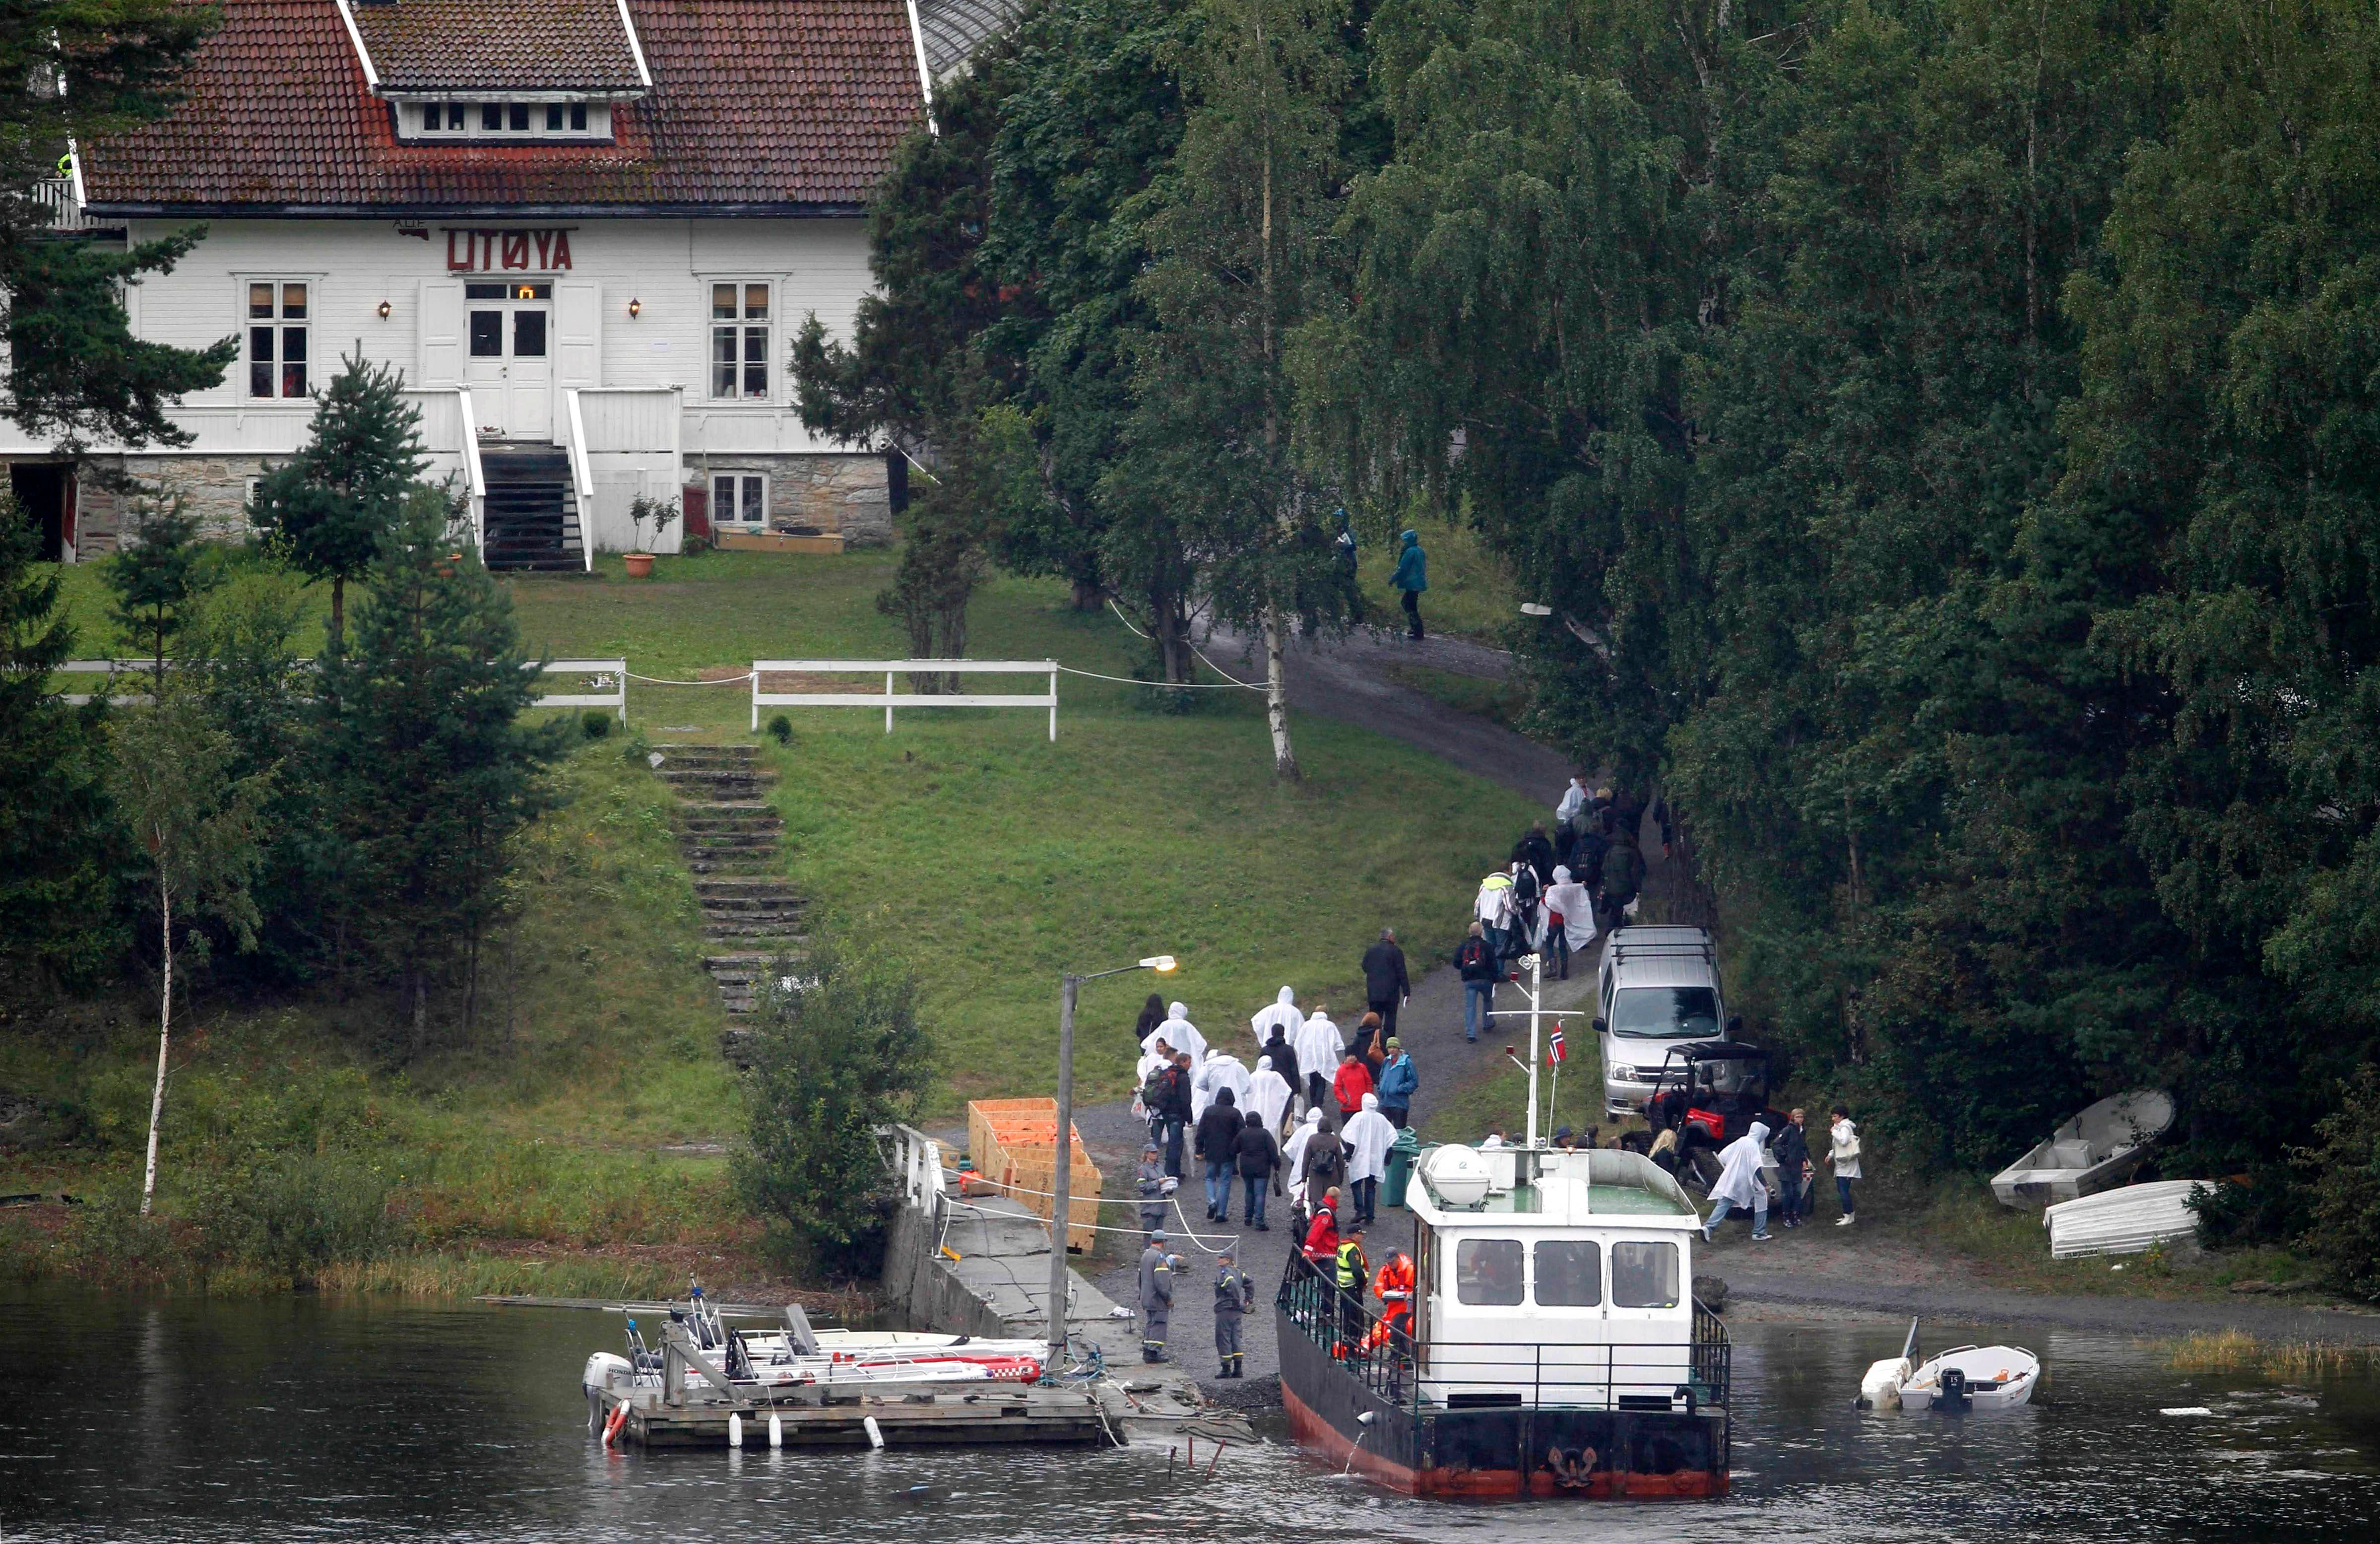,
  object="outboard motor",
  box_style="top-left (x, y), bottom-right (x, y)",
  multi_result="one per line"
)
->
top-left (1938, 1366), bottom-right (1970, 1412)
